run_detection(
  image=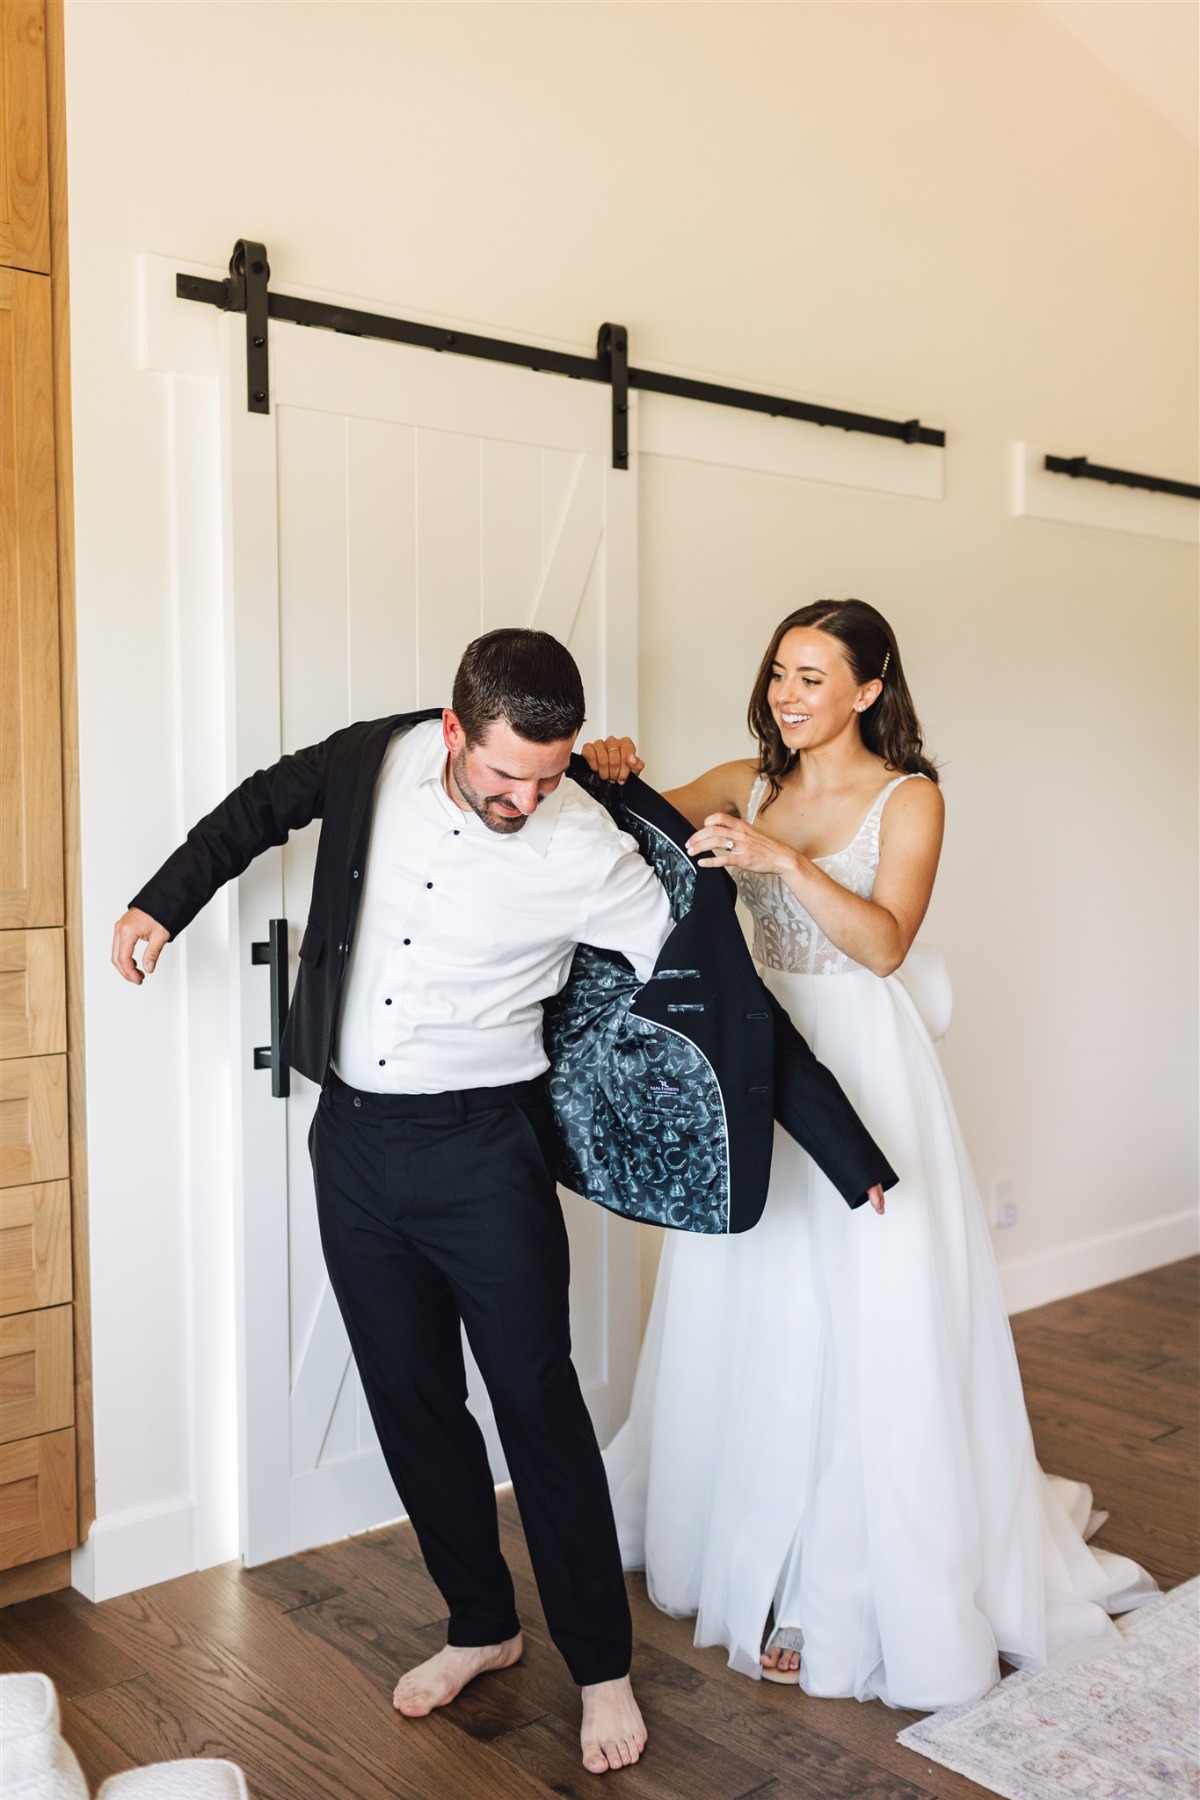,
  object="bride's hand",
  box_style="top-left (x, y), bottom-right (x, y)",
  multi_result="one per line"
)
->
top-left (686, 812), bottom-right (797, 877)
top-left (581, 735), bottom-right (643, 784)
